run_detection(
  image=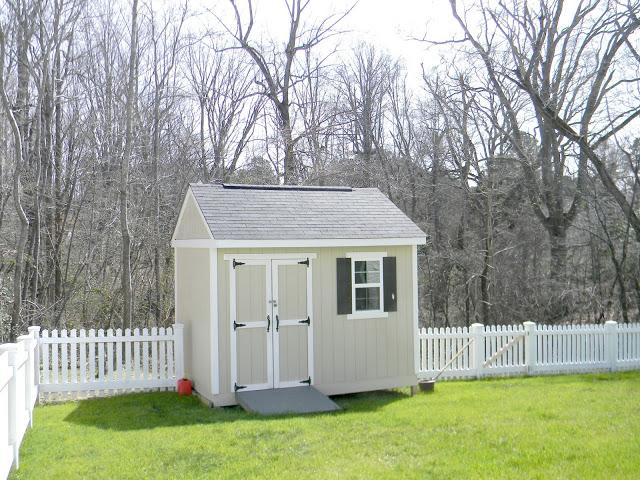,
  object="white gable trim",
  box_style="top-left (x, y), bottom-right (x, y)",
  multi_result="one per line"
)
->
top-left (412, 244), bottom-right (420, 377)
top-left (171, 187), bottom-right (214, 242)
top-left (172, 237), bottom-right (426, 249)
top-left (209, 247), bottom-right (220, 395)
